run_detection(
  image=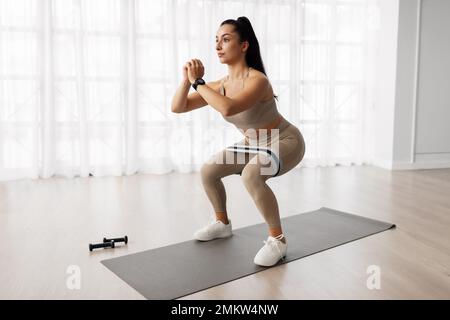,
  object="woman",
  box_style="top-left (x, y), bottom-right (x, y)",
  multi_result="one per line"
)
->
top-left (171, 17), bottom-right (305, 267)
